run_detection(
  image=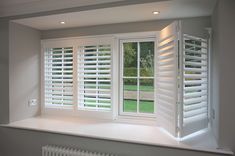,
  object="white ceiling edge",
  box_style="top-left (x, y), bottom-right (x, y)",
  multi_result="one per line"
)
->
top-left (0, 0), bottom-right (125, 17)
top-left (13, 0), bottom-right (216, 31)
